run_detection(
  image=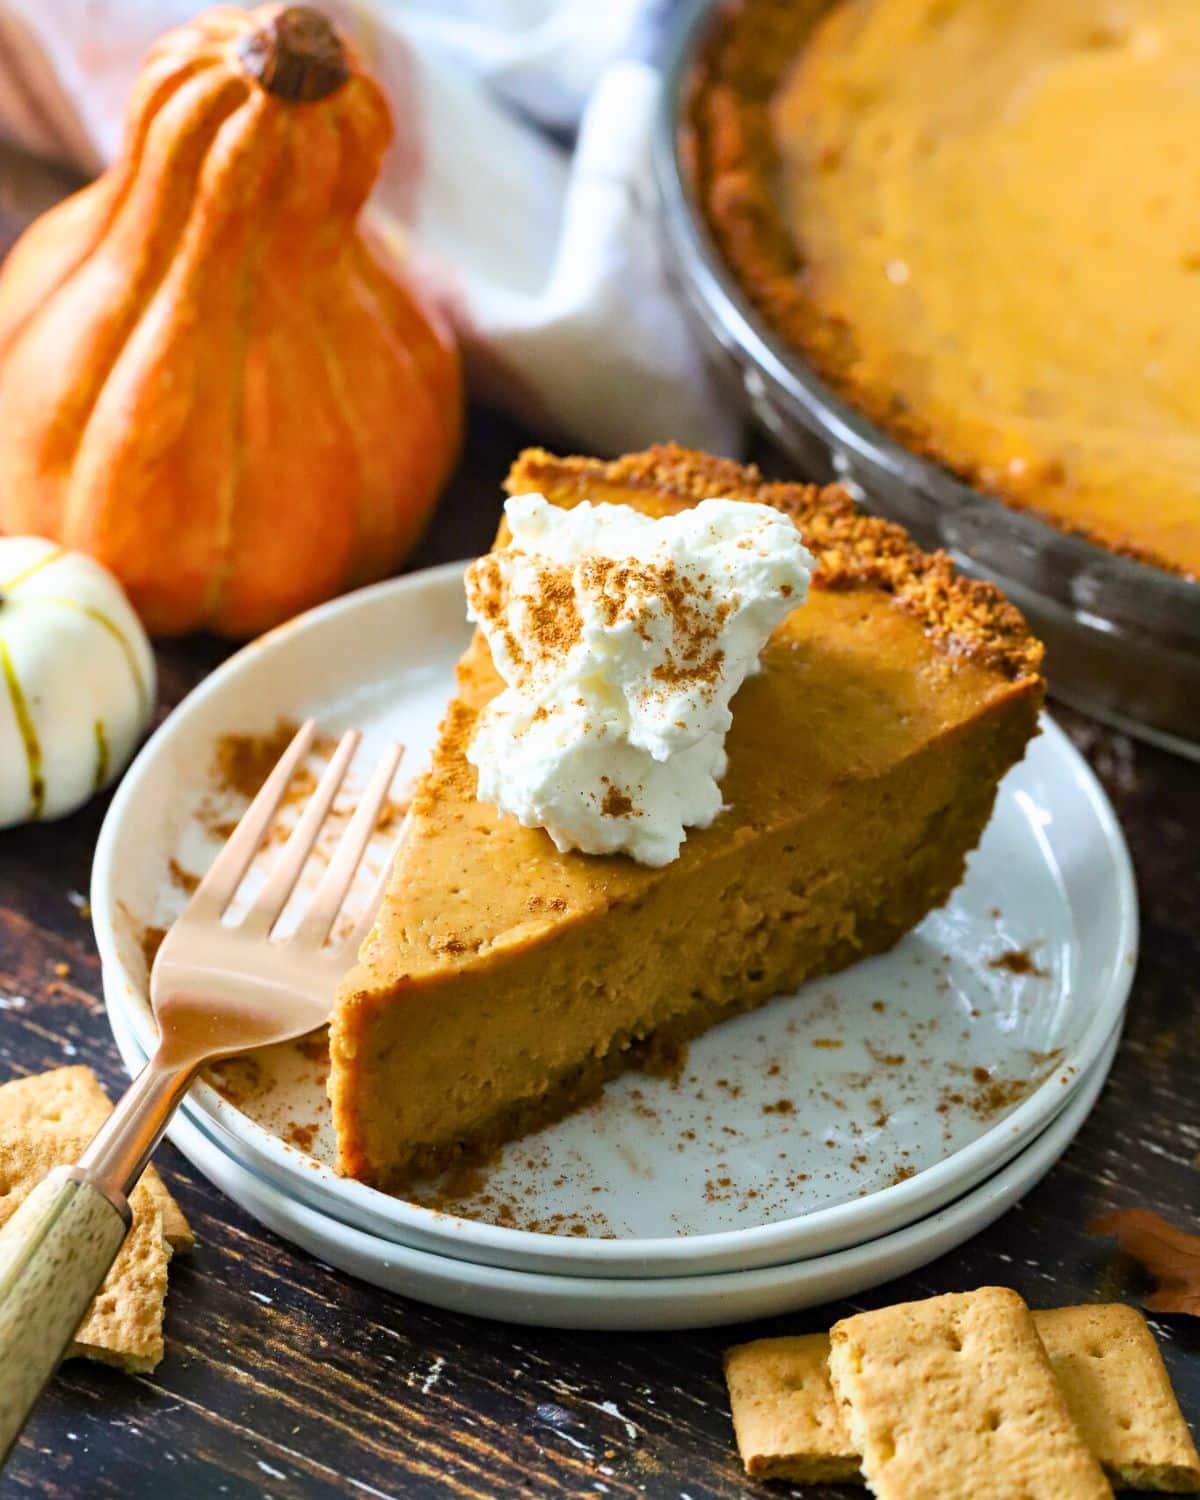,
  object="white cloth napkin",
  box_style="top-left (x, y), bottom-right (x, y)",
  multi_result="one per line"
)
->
top-left (0, 0), bottom-right (740, 456)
